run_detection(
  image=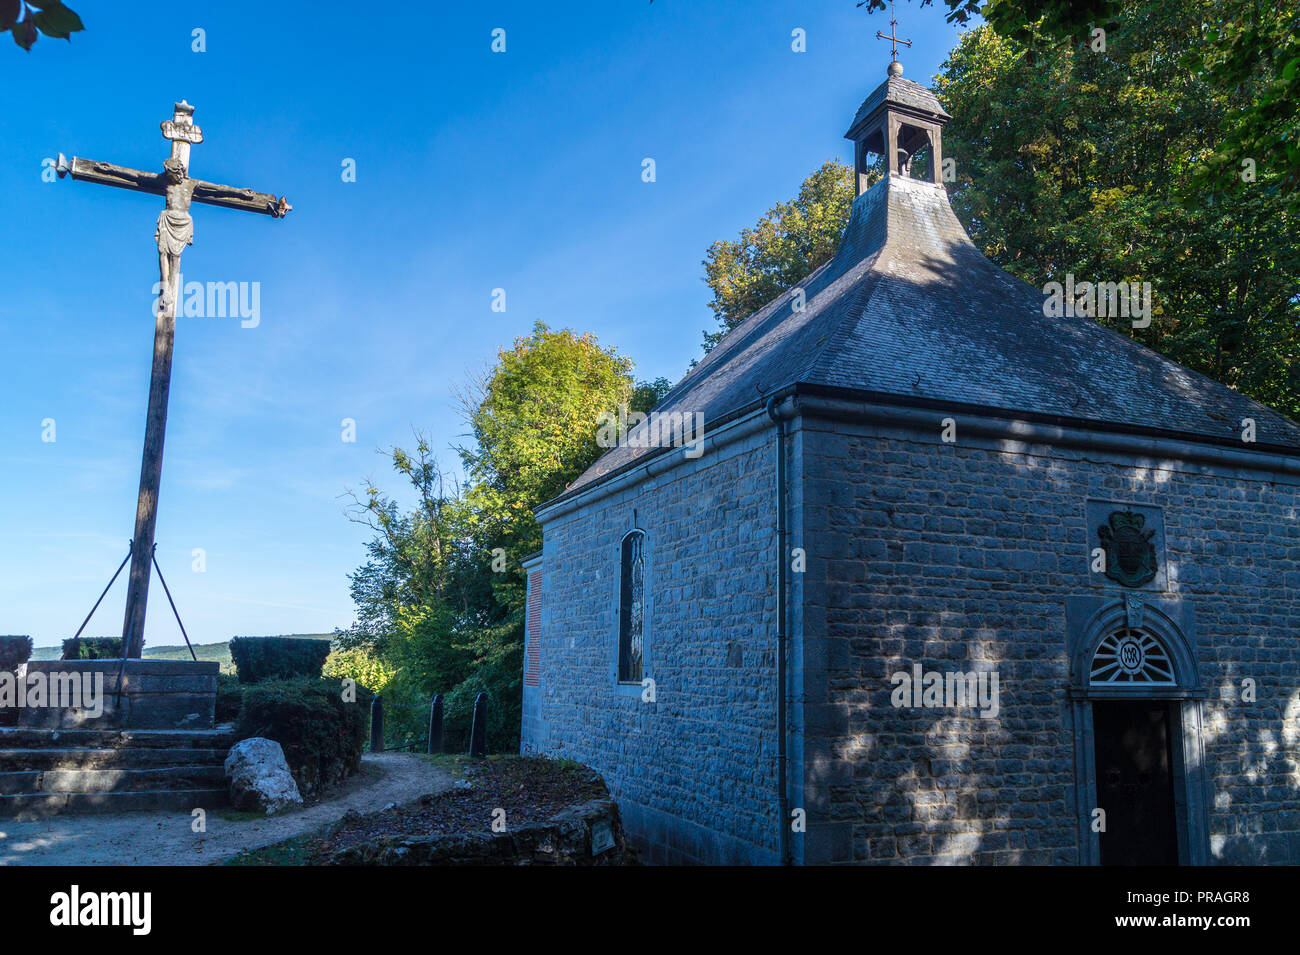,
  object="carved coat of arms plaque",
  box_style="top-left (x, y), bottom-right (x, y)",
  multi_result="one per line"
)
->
top-left (1097, 511), bottom-right (1158, 588)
